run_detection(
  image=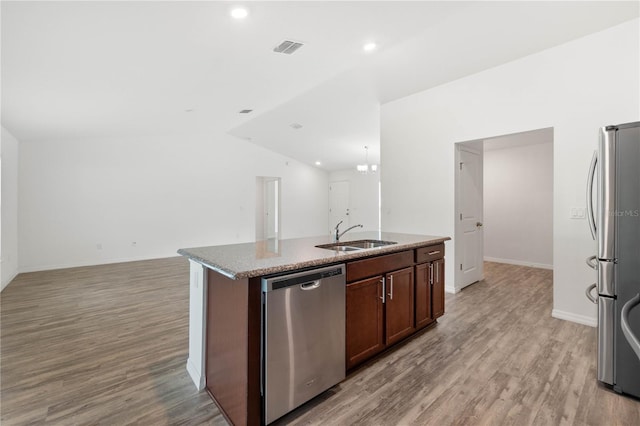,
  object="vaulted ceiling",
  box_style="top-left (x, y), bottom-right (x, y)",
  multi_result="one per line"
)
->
top-left (2, 1), bottom-right (638, 170)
